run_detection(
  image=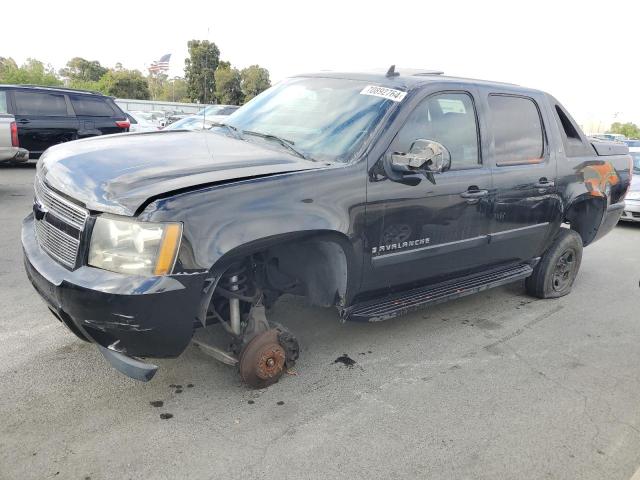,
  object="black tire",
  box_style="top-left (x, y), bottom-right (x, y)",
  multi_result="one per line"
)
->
top-left (525, 228), bottom-right (583, 299)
